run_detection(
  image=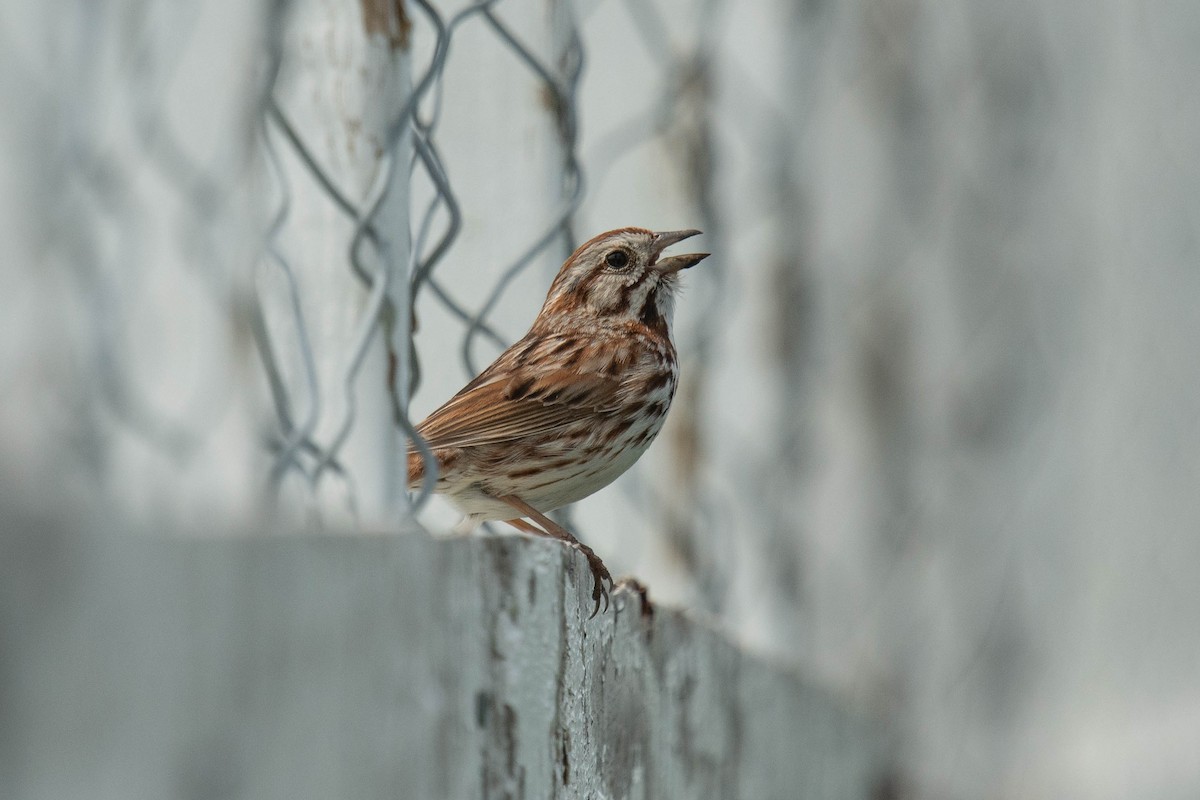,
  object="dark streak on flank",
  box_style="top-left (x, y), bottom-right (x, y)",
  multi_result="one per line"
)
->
top-left (505, 465), bottom-right (545, 479)
top-left (643, 370), bottom-right (672, 394)
top-left (524, 468), bottom-right (585, 491)
top-left (605, 417), bottom-right (635, 443)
